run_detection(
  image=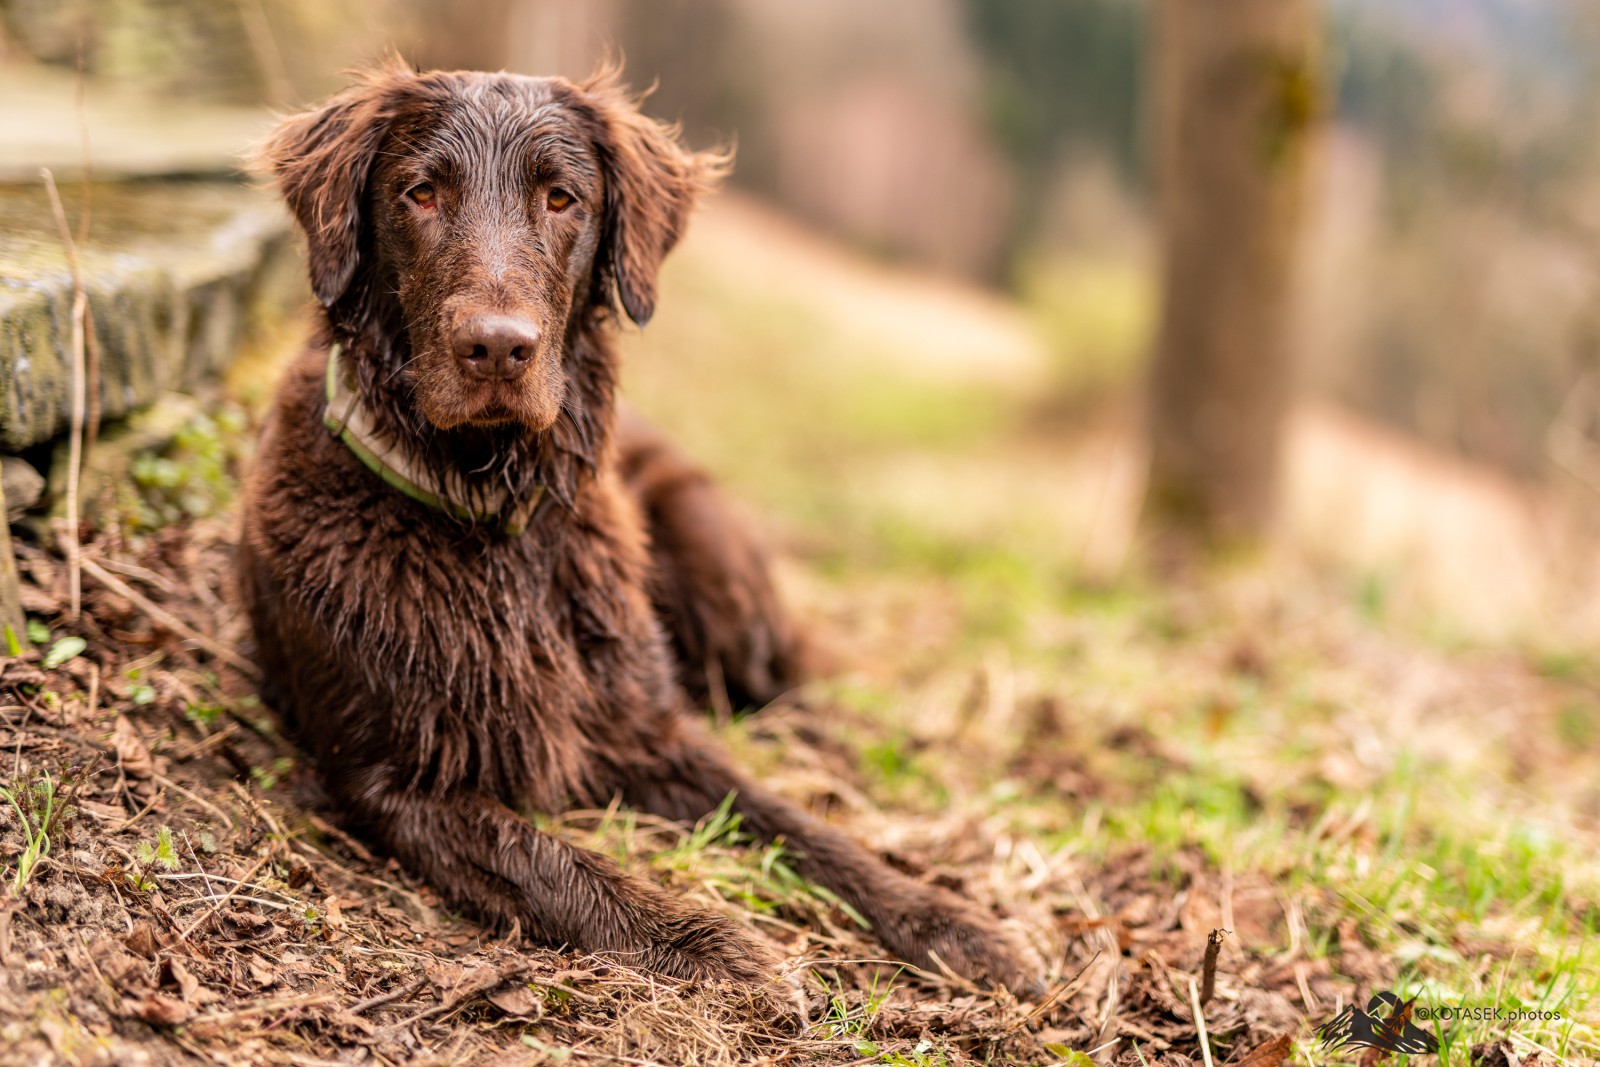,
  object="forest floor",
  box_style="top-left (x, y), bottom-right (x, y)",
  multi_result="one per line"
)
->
top-left (1, 193), bottom-right (1597, 1067)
